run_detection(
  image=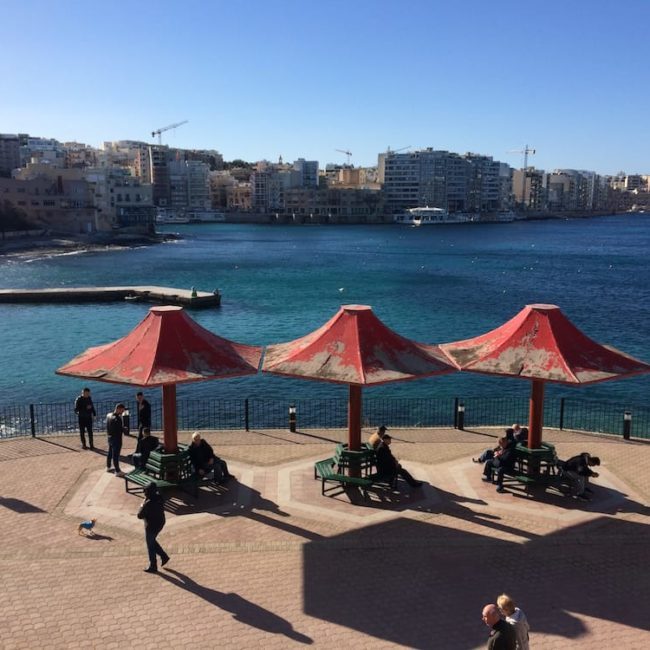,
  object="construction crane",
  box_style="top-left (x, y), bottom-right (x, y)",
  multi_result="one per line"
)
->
top-left (335, 149), bottom-right (353, 166)
top-left (386, 145), bottom-right (411, 154)
top-left (151, 120), bottom-right (188, 146)
top-left (507, 144), bottom-right (536, 170)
